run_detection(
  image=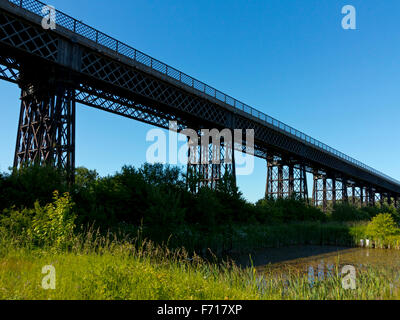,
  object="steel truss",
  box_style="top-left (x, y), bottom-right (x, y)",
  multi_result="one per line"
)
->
top-left (265, 157), bottom-right (308, 201)
top-left (312, 174), bottom-right (349, 211)
top-left (187, 132), bottom-right (235, 192)
top-left (75, 84), bottom-right (188, 131)
top-left (366, 187), bottom-right (375, 206)
top-left (1, 2), bottom-right (400, 204)
top-left (348, 185), bottom-right (369, 207)
top-left (378, 192), bottom-right (396, 207)
top-left (14, 79), bottom-right (75, 178)
top-left (0, 57), bottom-right (19, 83)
